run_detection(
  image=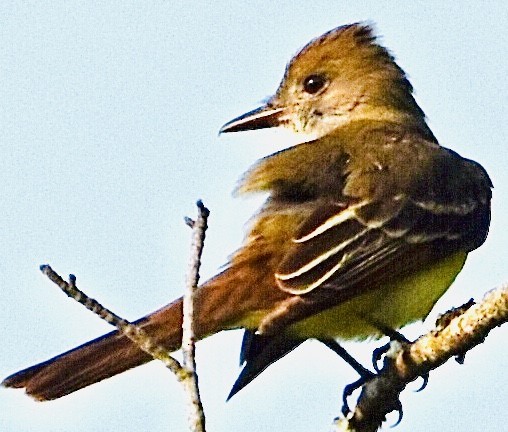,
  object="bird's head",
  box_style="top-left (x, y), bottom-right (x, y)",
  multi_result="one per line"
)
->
top-left (220, 23), bottom-right (427, 140)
